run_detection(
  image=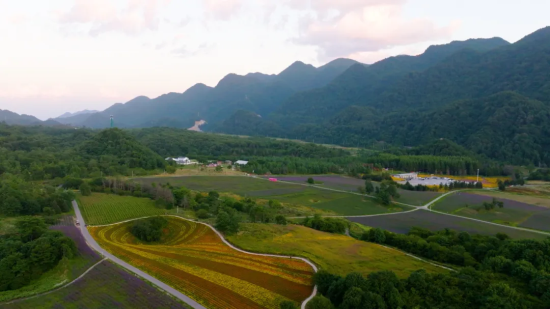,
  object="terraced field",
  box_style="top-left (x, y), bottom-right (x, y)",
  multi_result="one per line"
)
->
top-left (433, 192), bottom-right (550, 232)
top-left (79, 194), bottom-right (166, 225)
top-left (89, 217), bottom-right (314, 309)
